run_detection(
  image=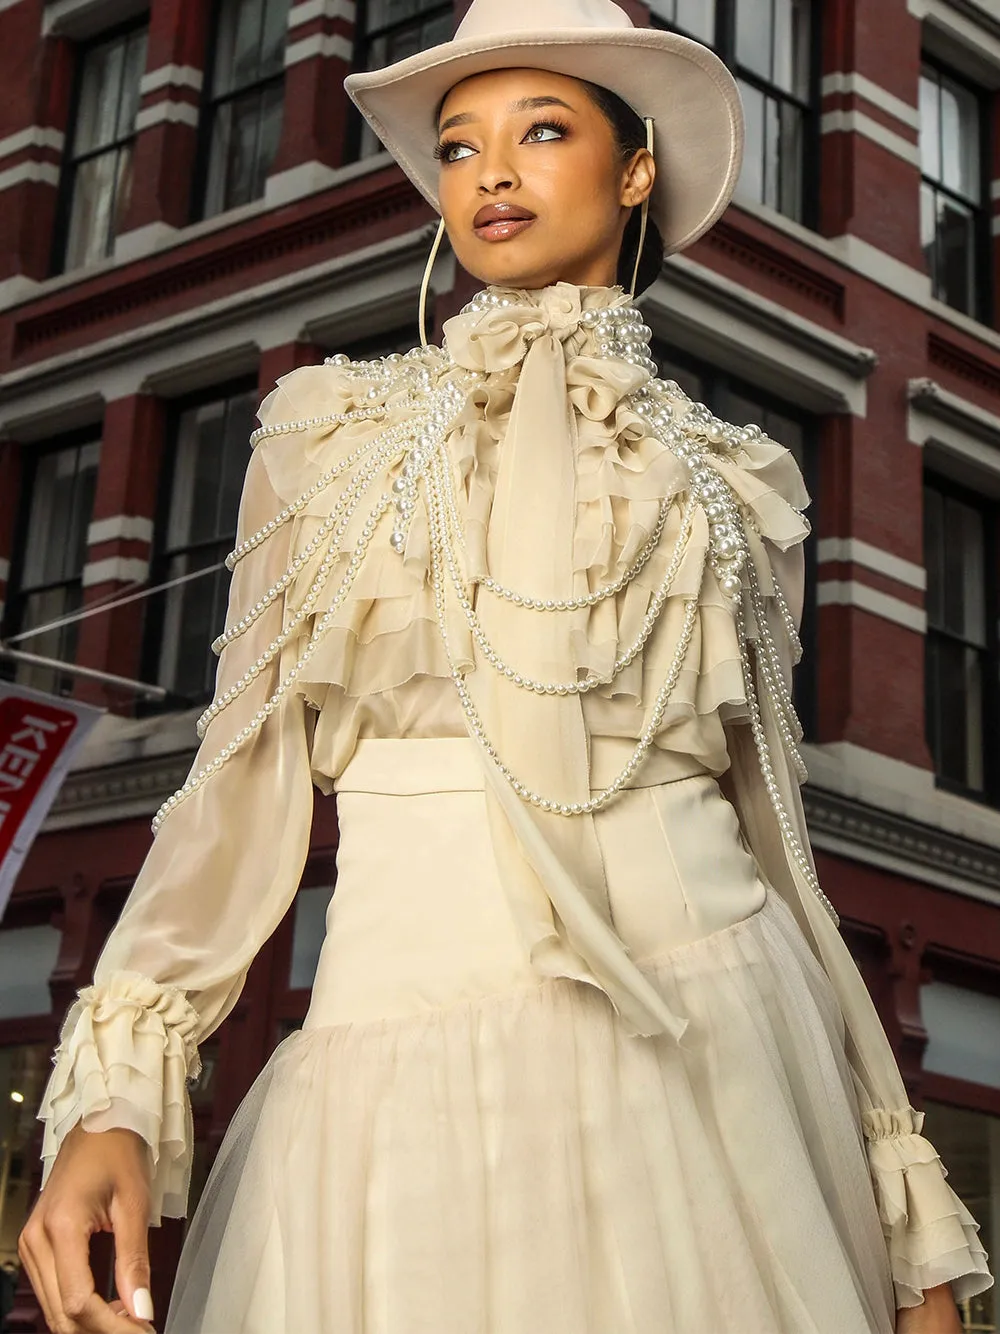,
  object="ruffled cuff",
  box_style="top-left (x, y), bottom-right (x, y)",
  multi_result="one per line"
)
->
top-left (39, 971), bottom-right (202, 1224)
top-left (863, 1107), bottom-right (994, 1309)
